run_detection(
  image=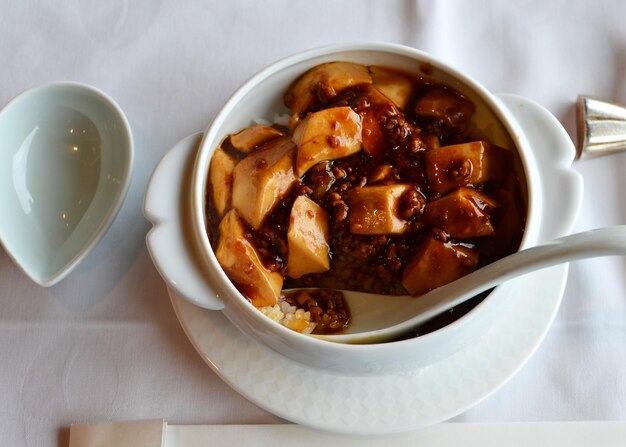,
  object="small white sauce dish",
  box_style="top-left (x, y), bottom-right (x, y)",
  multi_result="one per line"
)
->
top-left (0, 82), bottom-right (133, 286)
